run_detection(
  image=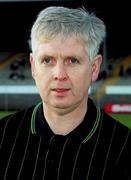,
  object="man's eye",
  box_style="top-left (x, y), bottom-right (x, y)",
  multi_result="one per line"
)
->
top-left (43, 57), bottom-right (51, 64)
top-left (69, 58), bottom-right (79, 64)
